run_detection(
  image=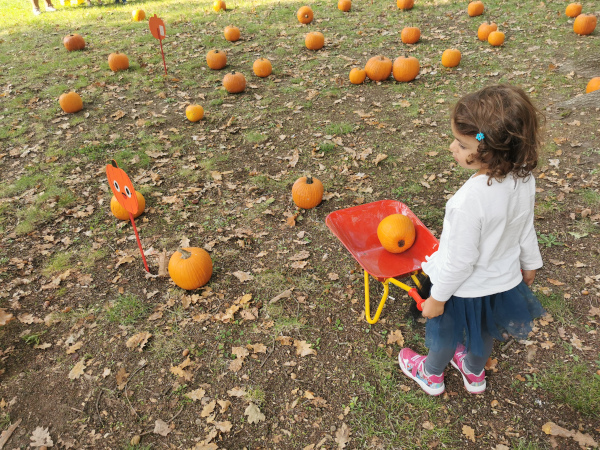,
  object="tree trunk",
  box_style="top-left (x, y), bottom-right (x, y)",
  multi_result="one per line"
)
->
top-left (554, 90), bottom-right (600, 110)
